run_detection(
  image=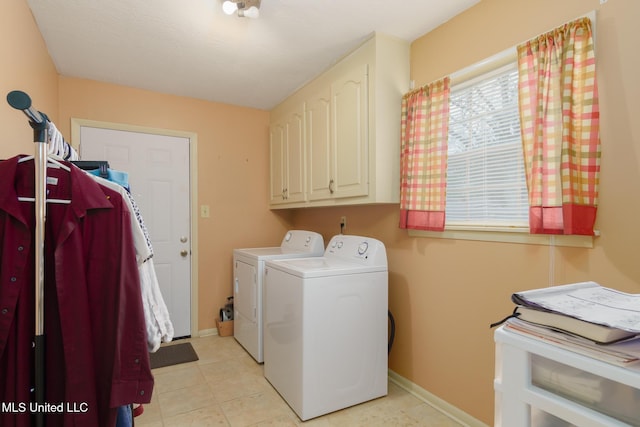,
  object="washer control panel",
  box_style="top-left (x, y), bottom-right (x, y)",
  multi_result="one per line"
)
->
top-left (326, 235), bottom-right (387, 266)
top-left (357, 241), bottom-right (369, 255)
